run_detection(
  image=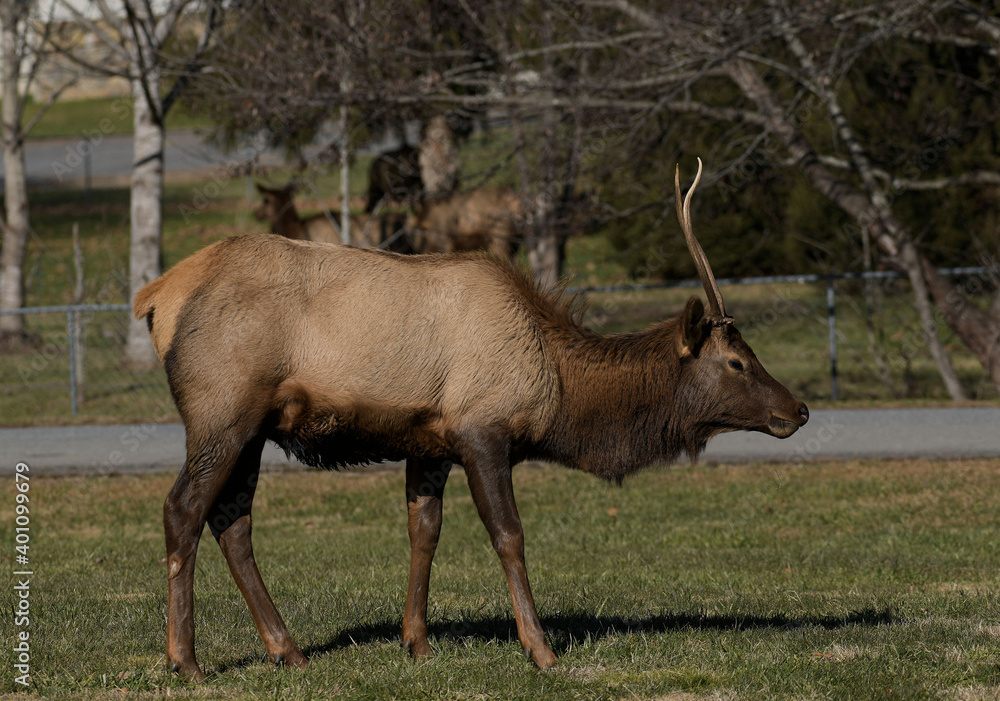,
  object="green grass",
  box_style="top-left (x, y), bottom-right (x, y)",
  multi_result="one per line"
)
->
top-left (3, 458), bottom-right (1000, 699)
top-left (13, 97), bottom-right (214, 139)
